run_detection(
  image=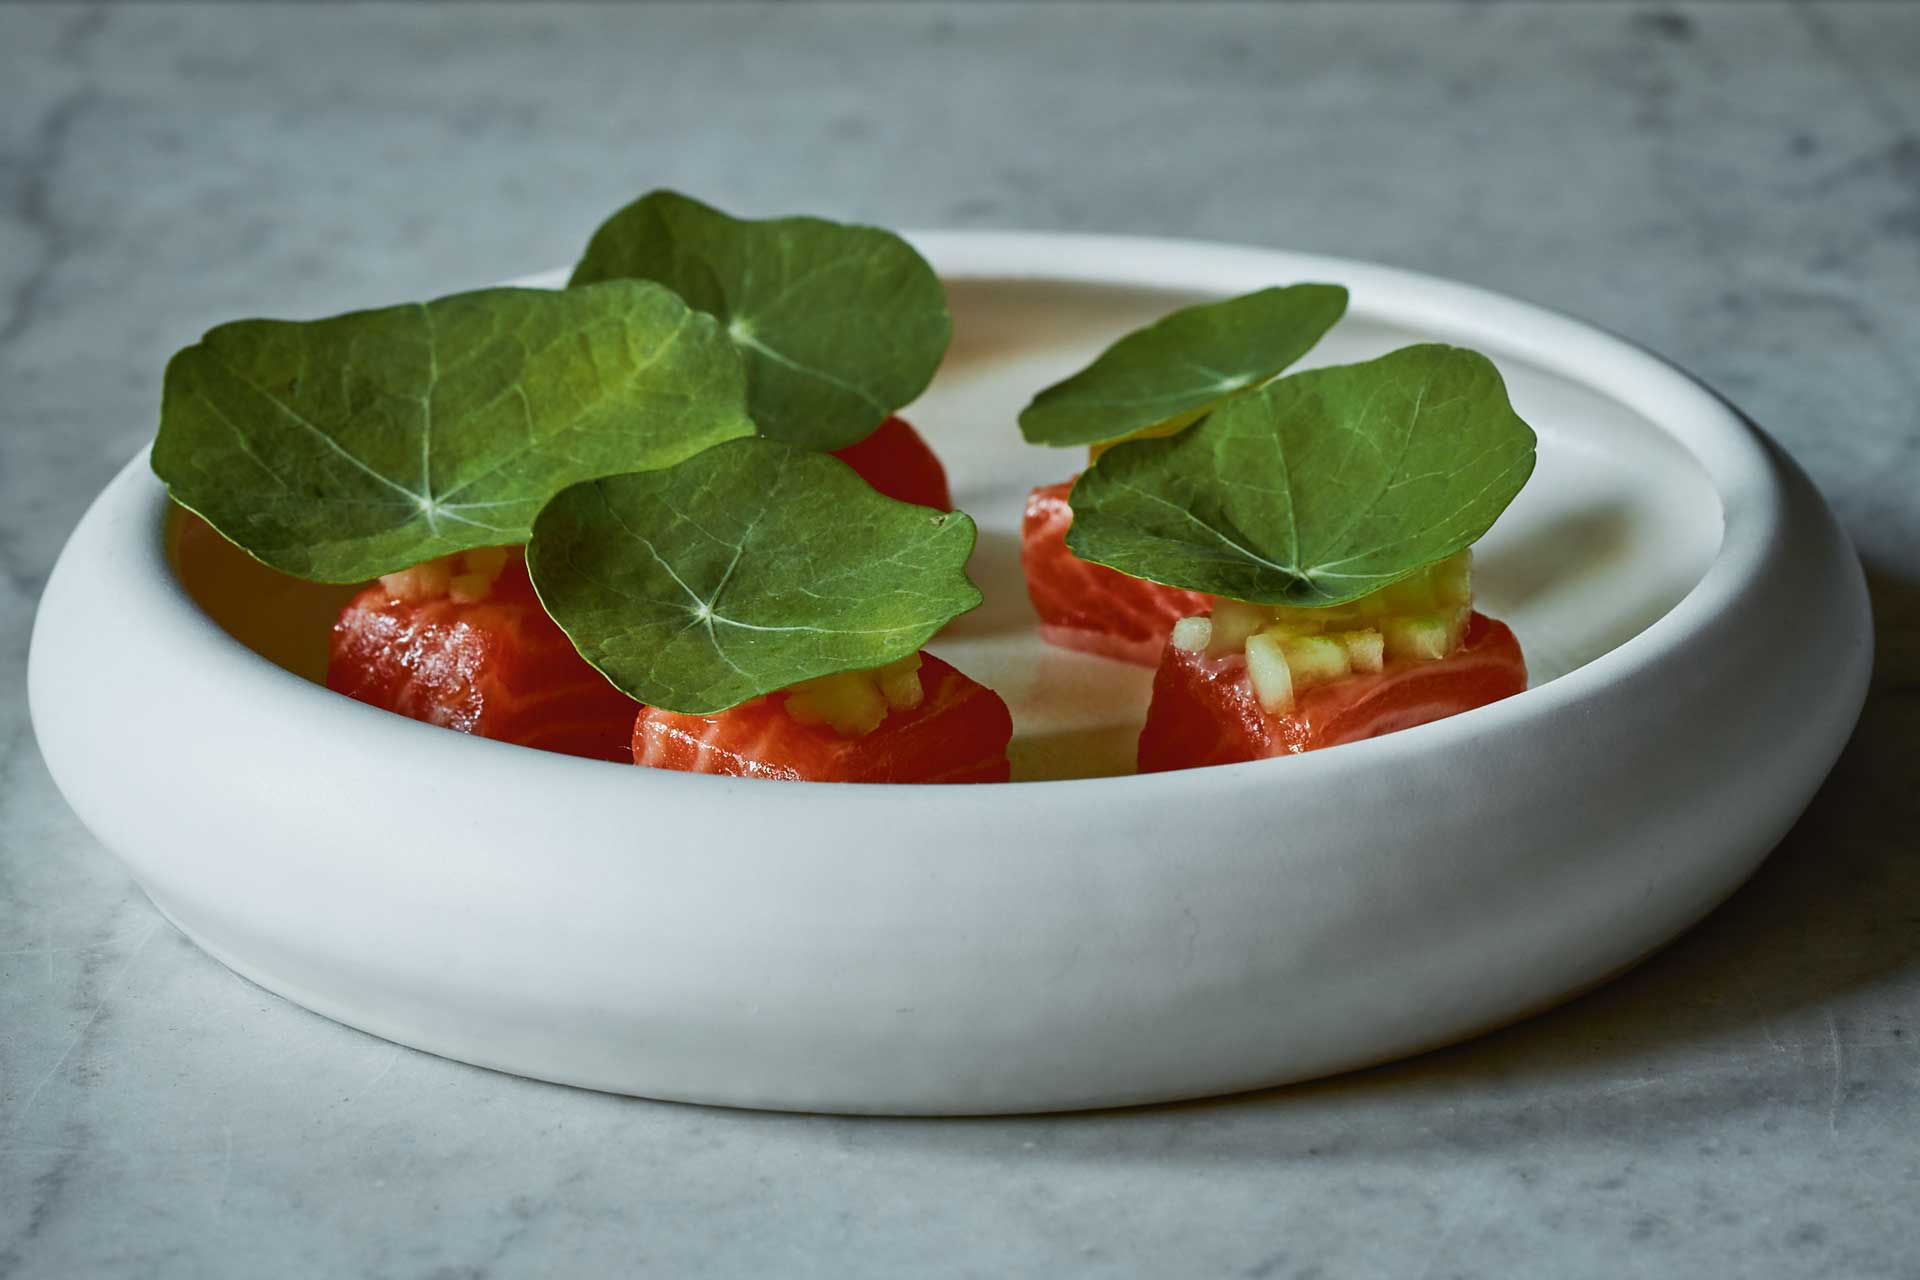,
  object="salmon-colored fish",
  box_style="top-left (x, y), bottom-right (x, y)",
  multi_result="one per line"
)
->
top-left (327, 549), bottom-right (638, 762)
top-left (832, 416), bottom-right (951, 511)
top-left (633, 654), bottom-right (1012, 783)
top-left (1138, 612), bottom-right (1527, 771)
top-left (1021, 480), bottom-right (1212, 666)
